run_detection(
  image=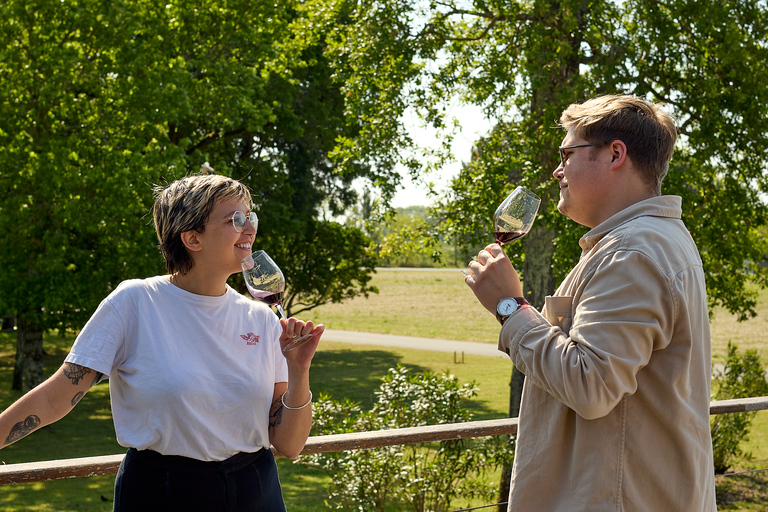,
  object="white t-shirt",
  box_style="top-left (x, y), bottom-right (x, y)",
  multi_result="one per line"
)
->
top-left (65, 276), bottom-right (288, 461)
